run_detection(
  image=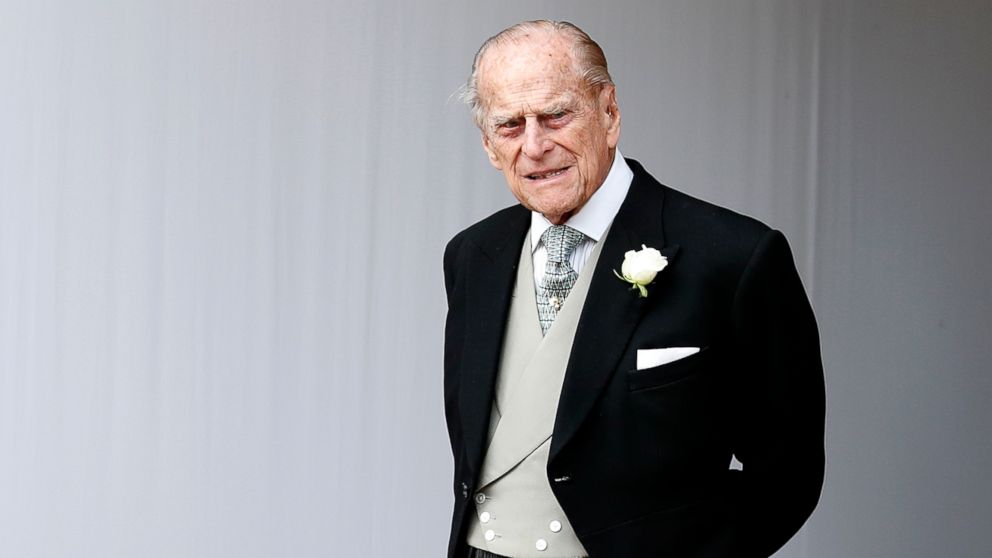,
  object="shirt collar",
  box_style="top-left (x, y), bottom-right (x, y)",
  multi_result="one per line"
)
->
top-left (531, 149), bottom-right (634, 253)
